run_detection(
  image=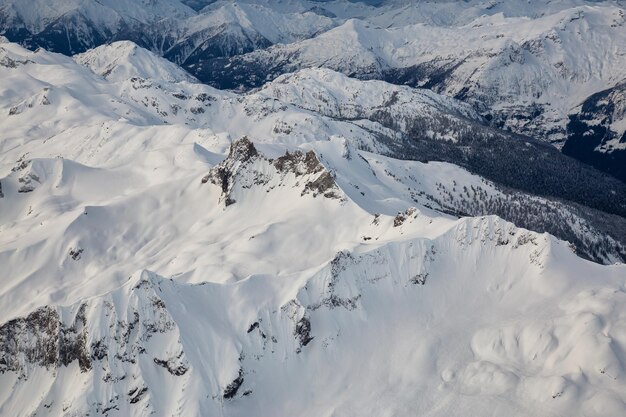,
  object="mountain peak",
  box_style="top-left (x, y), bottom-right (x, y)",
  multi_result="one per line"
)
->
top-left (75, 41), bottom-right (197, 83)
